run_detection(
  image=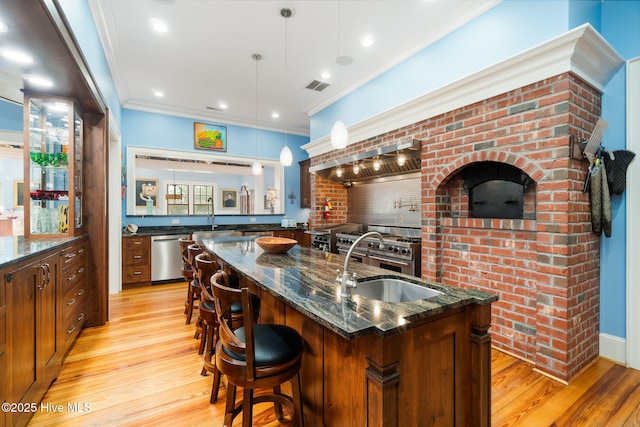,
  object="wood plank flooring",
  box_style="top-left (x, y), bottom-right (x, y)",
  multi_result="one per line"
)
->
top-left (28, 282), bottom-right (640, 426)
